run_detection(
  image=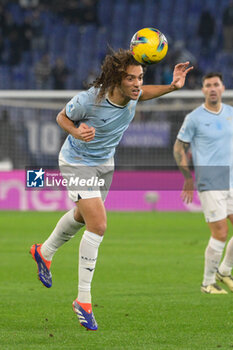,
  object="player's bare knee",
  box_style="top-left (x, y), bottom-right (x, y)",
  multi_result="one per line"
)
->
top-left (97, 222), bottom-right (107, 236)
top-left (218, 231), bottom-right (228, 242)
top-left (212, 228), bottom-right (228, 242)
top-left (92, 222), bottom-right (107, 236)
